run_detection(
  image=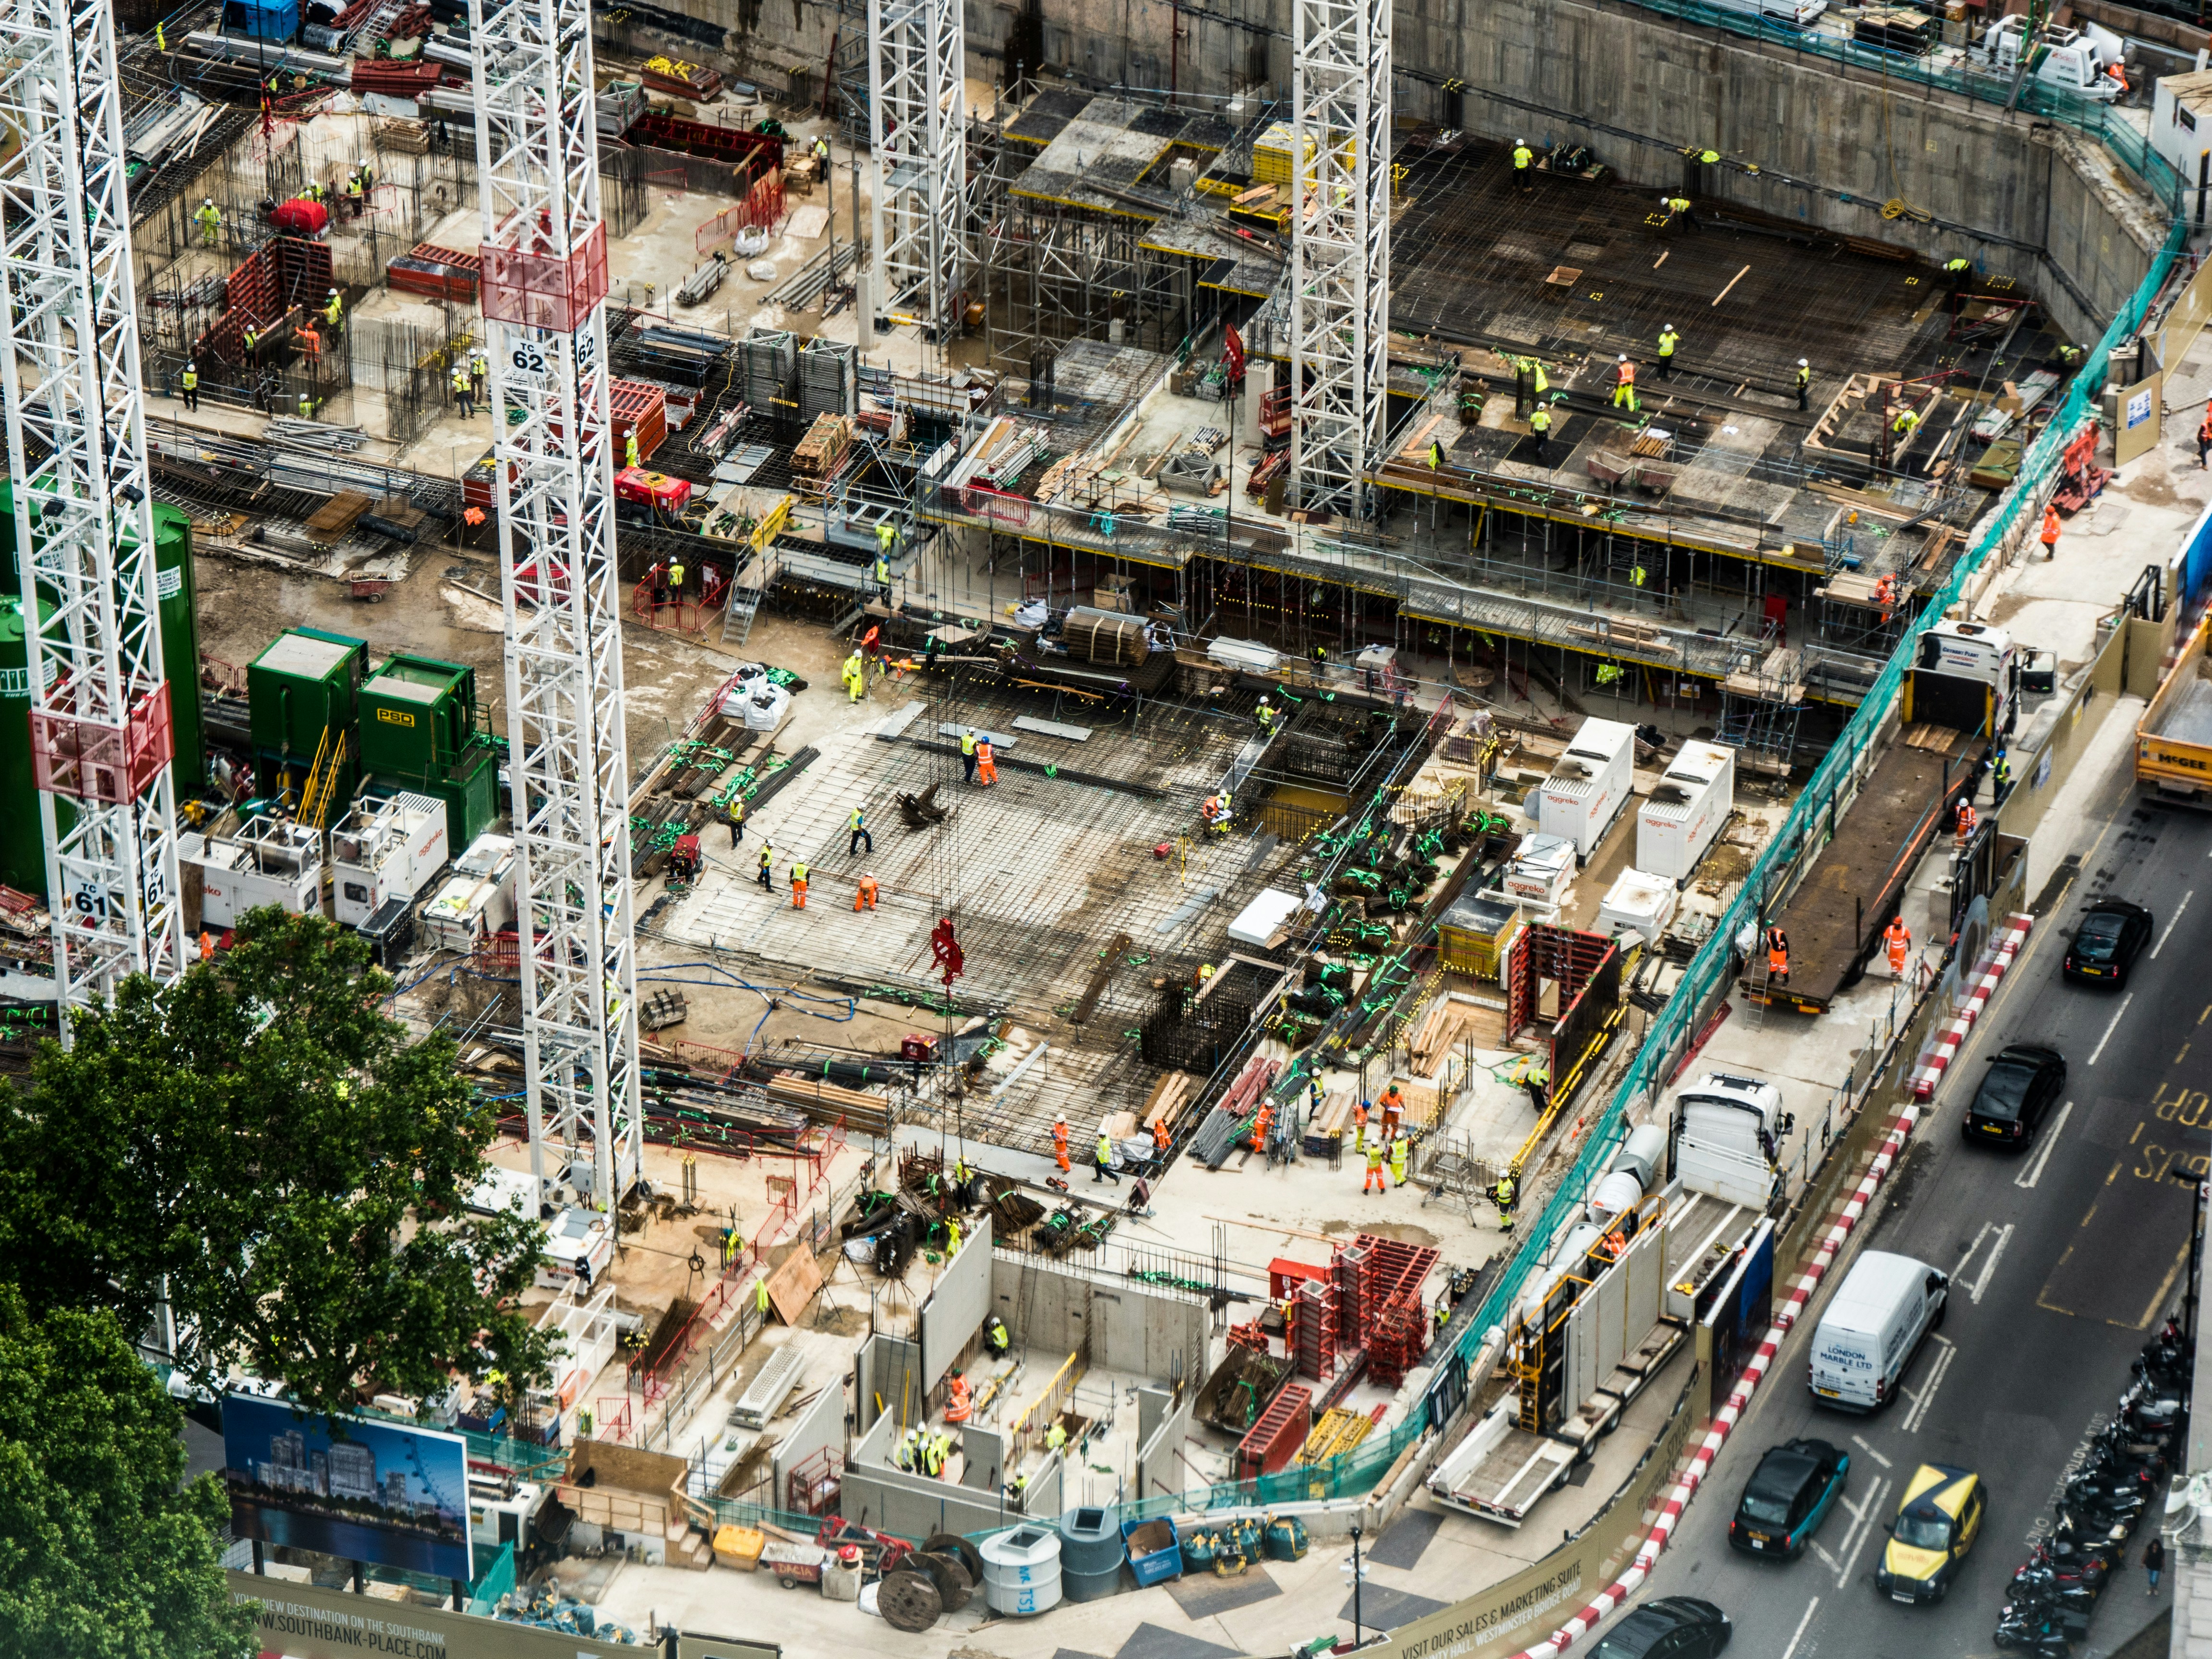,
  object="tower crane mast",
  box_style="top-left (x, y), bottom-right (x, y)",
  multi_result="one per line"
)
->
top-left (469, 0), bottom-right (642, 1212)
top-left (0, 0), bottom-right (188, 1028)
